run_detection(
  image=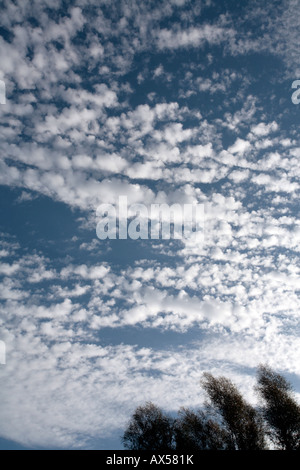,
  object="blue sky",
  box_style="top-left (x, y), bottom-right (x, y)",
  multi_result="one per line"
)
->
top-left (0, 0), bottom-right (299, 450)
